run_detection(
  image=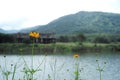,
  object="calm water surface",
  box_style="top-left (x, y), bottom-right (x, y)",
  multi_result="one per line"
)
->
top-left (0, 52), bottom-right (120, 80)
